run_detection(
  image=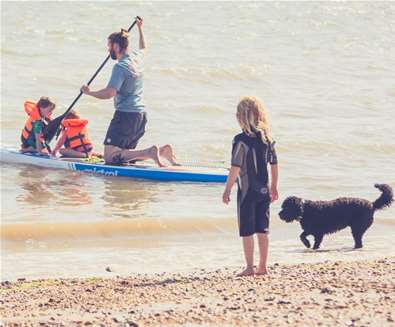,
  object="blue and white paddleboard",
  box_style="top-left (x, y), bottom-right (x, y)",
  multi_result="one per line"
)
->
top-left (0, 148), bottom-right (228, 183)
